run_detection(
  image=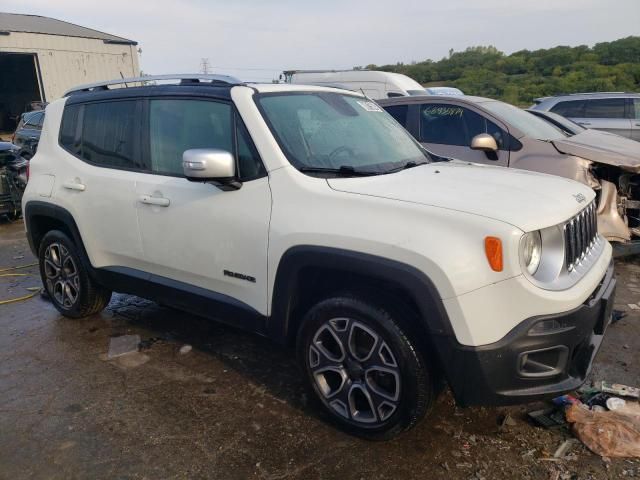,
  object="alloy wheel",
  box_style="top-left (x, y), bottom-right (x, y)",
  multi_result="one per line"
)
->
top-left (309, 317), bottom-right (401, 425)
top-left (43, 242), bottom-right (80, 308)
